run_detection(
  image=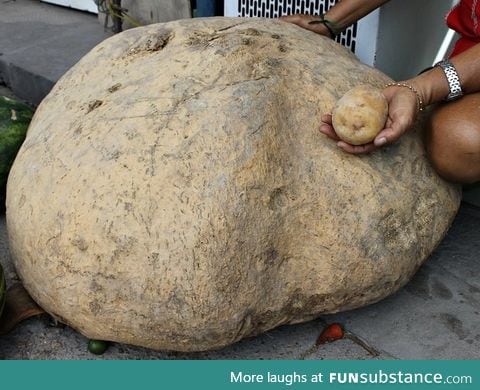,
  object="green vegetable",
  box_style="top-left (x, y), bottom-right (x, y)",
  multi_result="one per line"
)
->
top-left (0, 96), bottom-right (34, 212)
top-left (88, 339), bottom-right (109, 355)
